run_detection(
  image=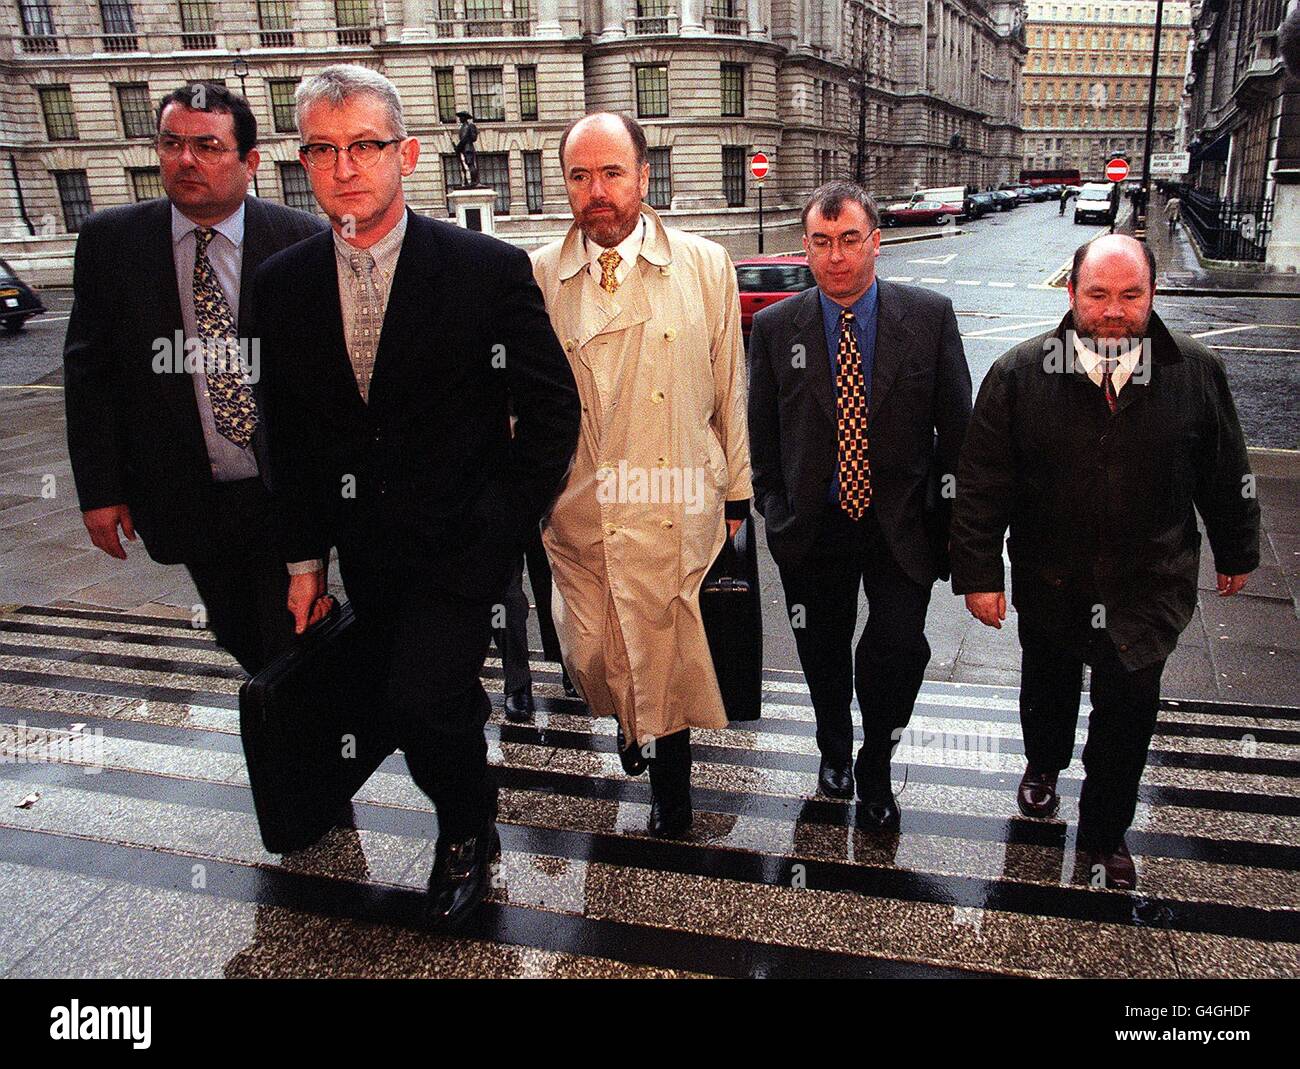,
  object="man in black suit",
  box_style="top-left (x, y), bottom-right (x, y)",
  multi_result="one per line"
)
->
top-left (747, 180), bottom-right (972, 826)
top-left (254, 66), bottom-right (579, 929)
top-left (63, 83), bottom-right (325, 674)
